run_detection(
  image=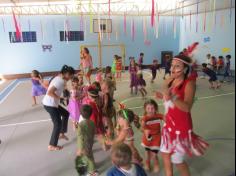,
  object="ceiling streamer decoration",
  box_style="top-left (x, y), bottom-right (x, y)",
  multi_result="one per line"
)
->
top-left (124, 12), bottom-right (127, 35)
top-left (28, 19), bottom-right (31, 32)
top-left (230, 0), bottom-right (233, 24)
top-left (2, 18), bottom-right (5, 32)
top-left (89, 0), bottom-right (93, 33)
top-left (12, 11), bottom-right (21, 40)
top-left (155, 2), bottom-right (159, 39)
top-left (40, 20), bottom-right (44, 41)
top-left (196, 0), bottom-right (199, 32)
top-left (203, 2), bottom-right (207, 32)
top-left (108, 0), bottom-right (111, 17)
top-left (131, 18), bottom-right (135, 41)
top-left (151, 0), bottom-right (155, 27)
top-left (190, 11), bottom-right (192, 32)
